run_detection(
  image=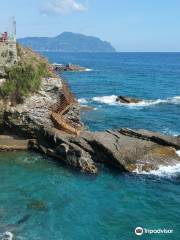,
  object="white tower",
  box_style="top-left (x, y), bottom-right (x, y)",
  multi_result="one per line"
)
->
top-left (12, 17), bottom-right (16, 41)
